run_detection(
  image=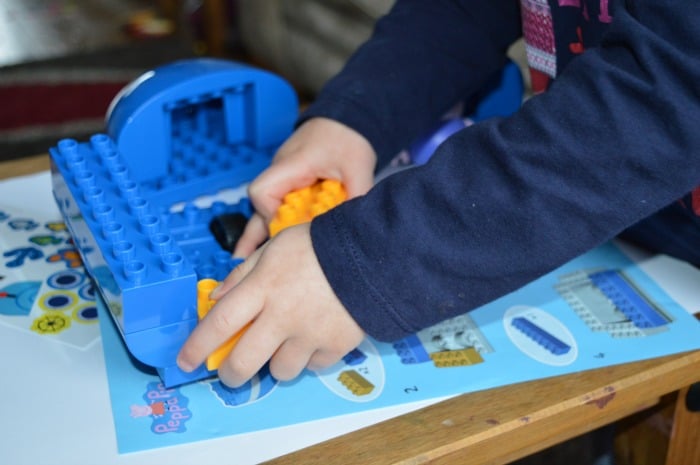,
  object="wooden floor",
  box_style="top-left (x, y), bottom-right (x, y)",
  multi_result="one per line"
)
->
top-left (0, 0), bottom-right (152, 68)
